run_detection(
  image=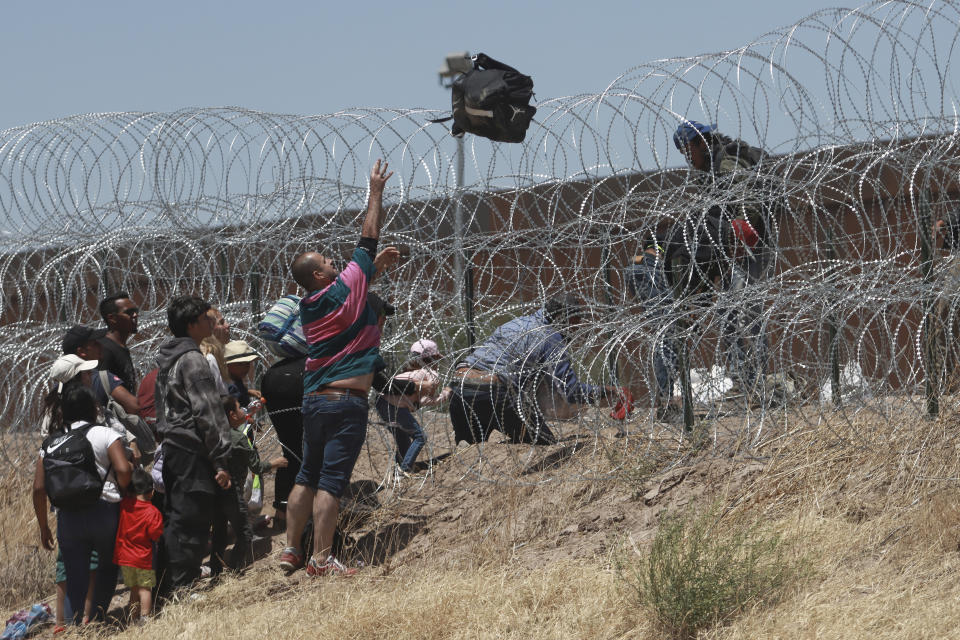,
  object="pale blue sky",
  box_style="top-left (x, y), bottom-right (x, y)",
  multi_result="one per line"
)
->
top-left (2, 0), bottom-right (851, 132)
